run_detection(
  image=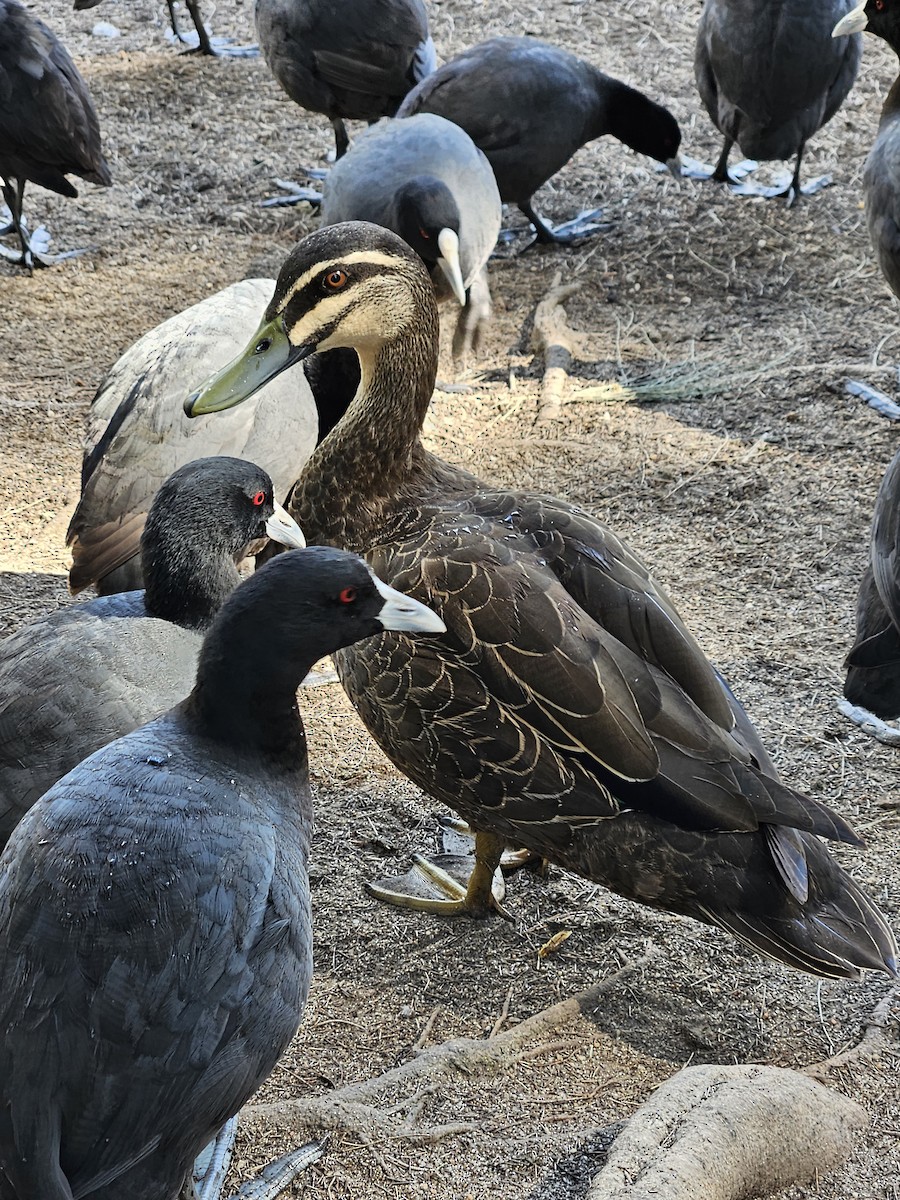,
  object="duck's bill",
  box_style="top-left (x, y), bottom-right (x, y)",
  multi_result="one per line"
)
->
top-left (266, 503), bottom-right (306, 549)
top-left (833, 3), bottom-right (867, 35)
top-left (436, 228), bottom-right (466, 306)
top-left (372, 575), bottom-right (446, 635)
top-left (184, 316), bottom-right (310, 417)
